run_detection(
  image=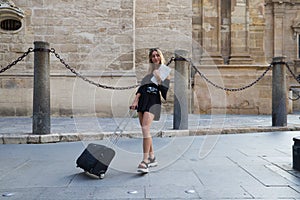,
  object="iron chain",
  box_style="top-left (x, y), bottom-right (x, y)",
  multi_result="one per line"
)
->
top-left (185, 58), bottom-right (272, 92)
top-left (2, 47), bottom-right (276, 92)
top-left (0, 48), bottom-right (34, 74)
top-left (50, 48), bottom-right (140, 90)
top-left (285, 62), bottom-right (300, 83)
top-left (289, 88), bottom-right (300, 101)
top-left (285, 62), bottom-right (300, 101)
